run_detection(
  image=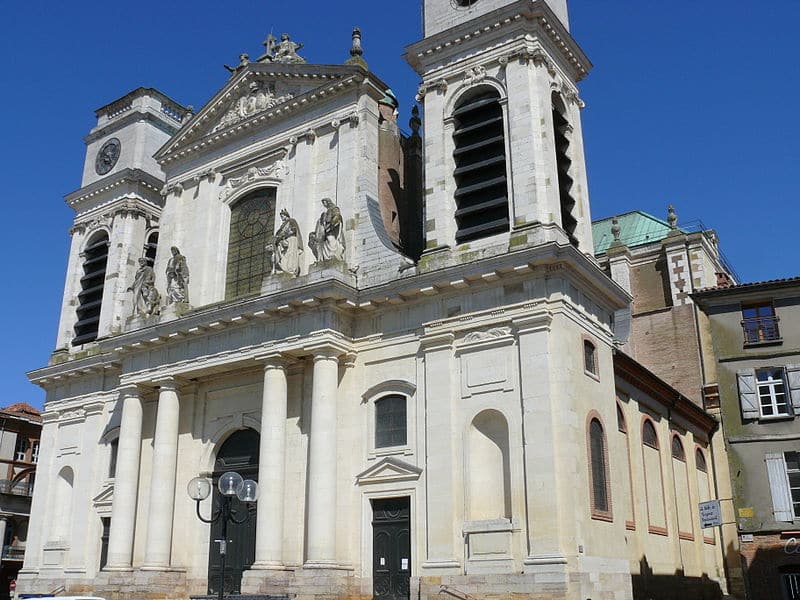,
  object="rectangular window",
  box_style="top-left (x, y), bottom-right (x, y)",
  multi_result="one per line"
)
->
top-left (757, 368), bottom-right (791, 418)
top-left (786, 452), bottom-right (800, 519)
top-left (741, 302), bottom-right (780, 343)
top-left (375, 395), bottom-right (407, 449)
